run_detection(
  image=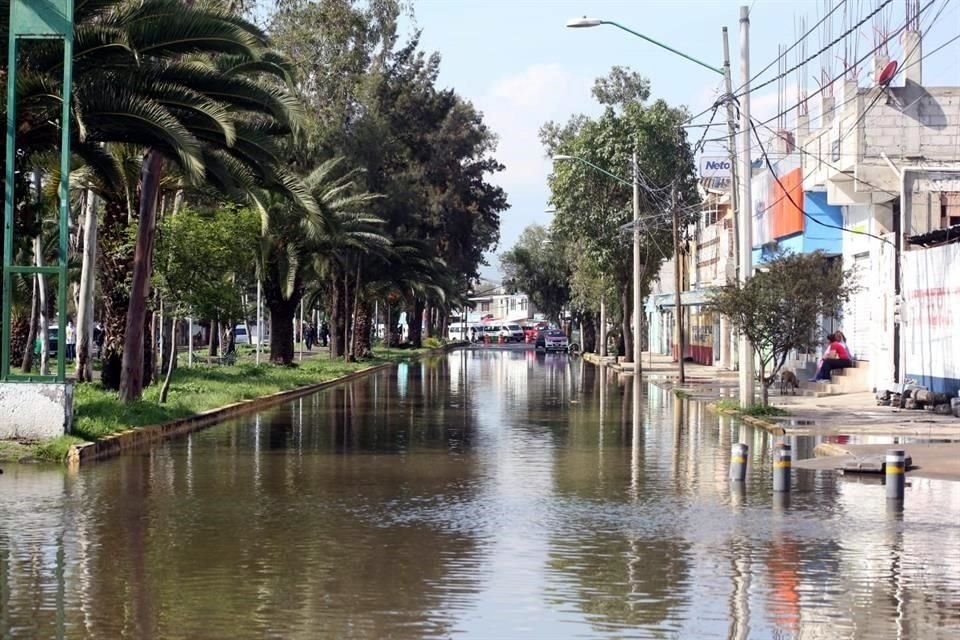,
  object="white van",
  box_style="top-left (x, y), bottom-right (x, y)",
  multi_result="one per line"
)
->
top-left (448, 322), bottom-right (478, 342)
